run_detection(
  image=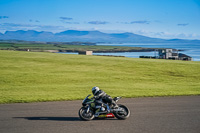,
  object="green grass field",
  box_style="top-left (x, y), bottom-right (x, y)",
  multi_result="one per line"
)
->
top-left (0, 50), bottom-right (200, 103)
